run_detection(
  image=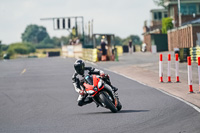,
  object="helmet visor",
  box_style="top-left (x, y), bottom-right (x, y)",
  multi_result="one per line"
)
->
top-left (75, 65), bottom-right (84, 75)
